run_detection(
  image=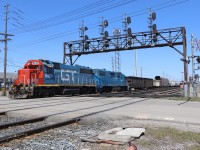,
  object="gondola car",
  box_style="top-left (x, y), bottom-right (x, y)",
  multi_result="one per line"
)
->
top-left (8, 59), bottom-right (128, 98)
top-left (125, 76), bottom-right (153, 90)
